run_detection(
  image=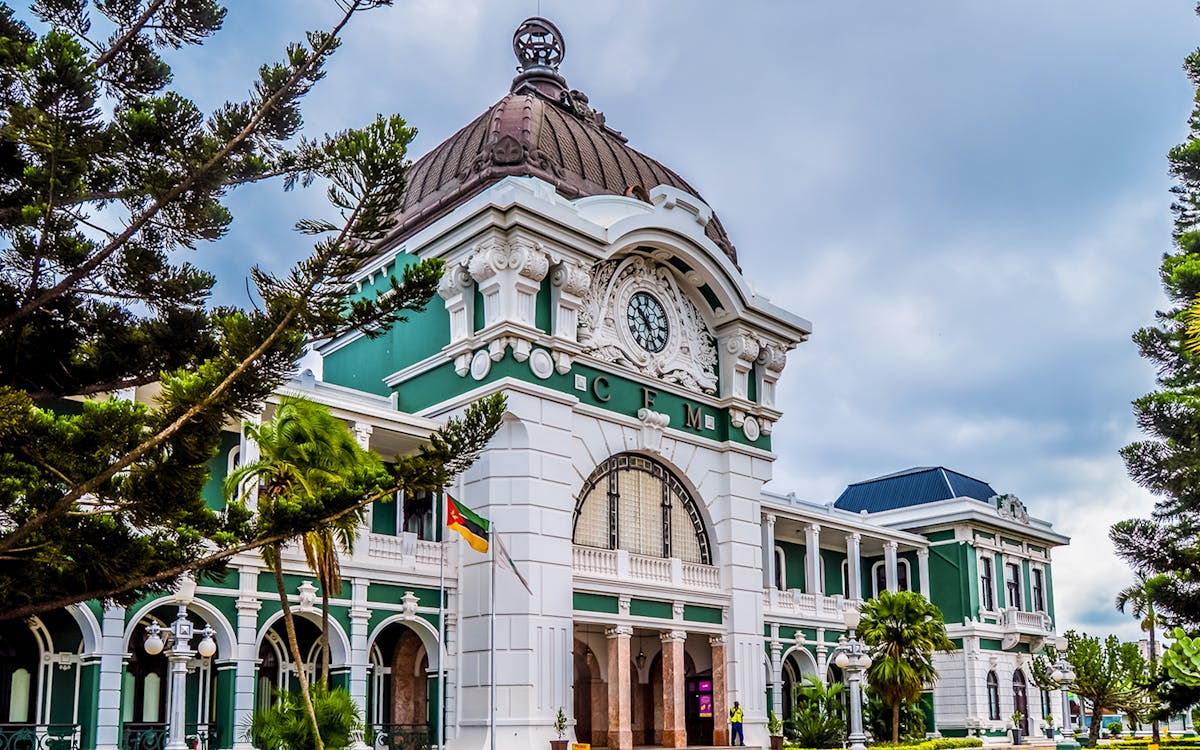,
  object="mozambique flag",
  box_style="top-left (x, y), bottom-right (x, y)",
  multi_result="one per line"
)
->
top-left (446, 495), bottom-right (489, 553)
